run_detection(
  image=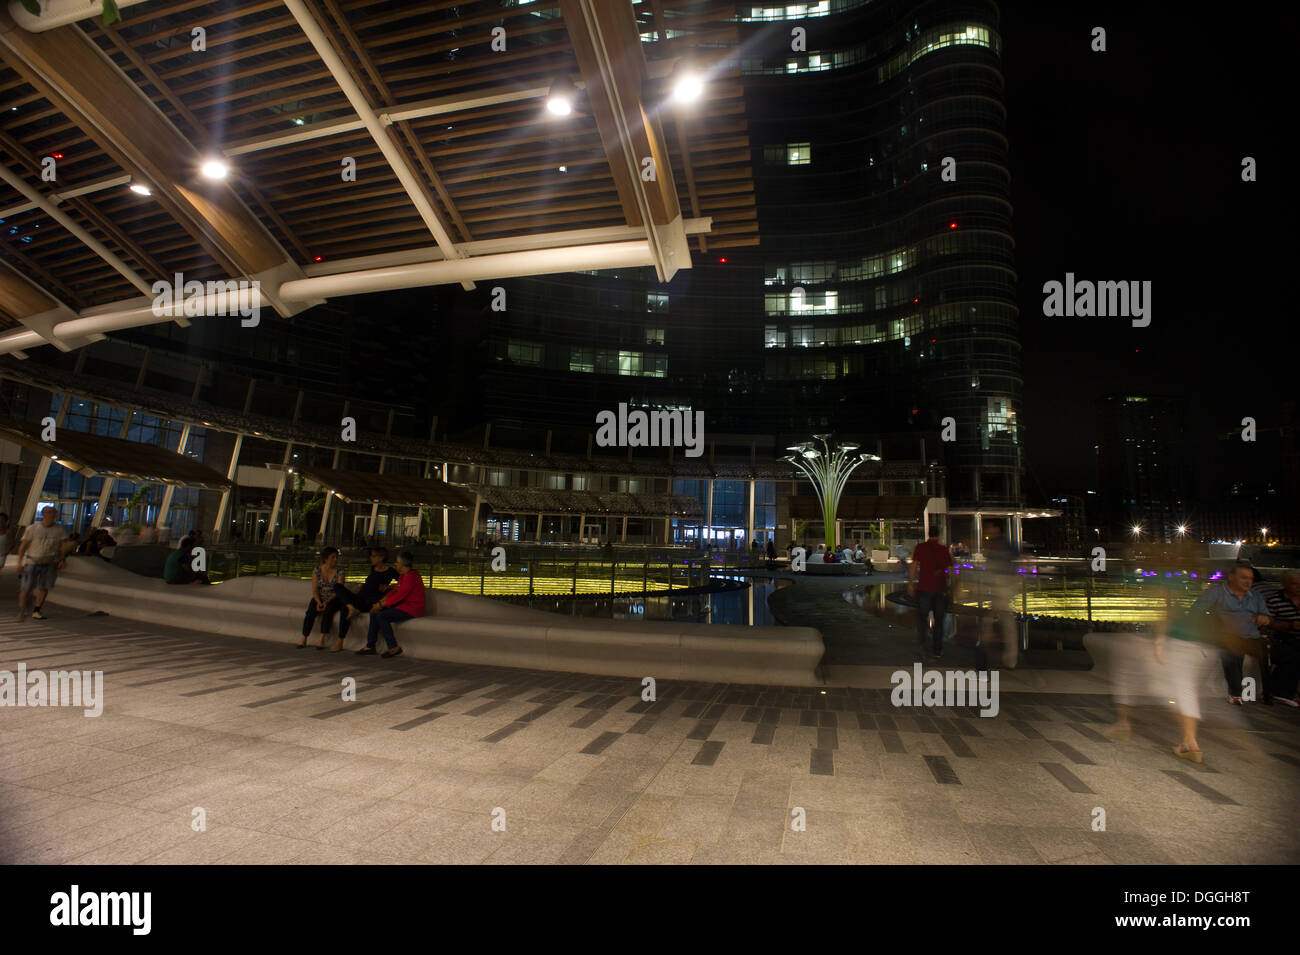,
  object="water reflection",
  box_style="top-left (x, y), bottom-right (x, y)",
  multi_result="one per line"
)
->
top-left (518, 576), bottom-right (791, 626)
